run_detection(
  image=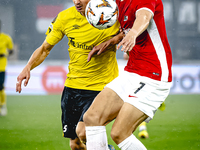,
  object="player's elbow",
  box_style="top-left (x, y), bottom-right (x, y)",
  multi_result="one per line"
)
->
top-left (41, 44), bottom-right (52, 57)
top-left (42, 40), bottom-right (54, 54)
